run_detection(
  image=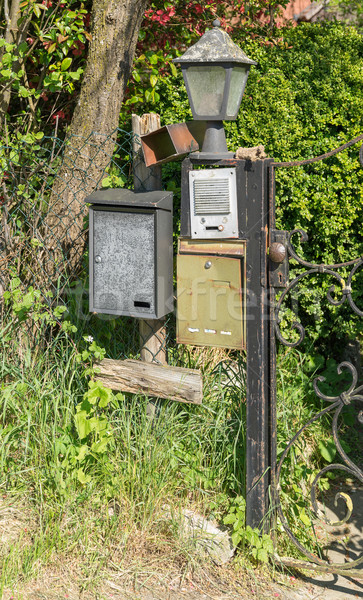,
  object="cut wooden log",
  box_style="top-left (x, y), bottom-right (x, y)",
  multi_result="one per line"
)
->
top-left (95, 358), bottom-right (203, 405)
